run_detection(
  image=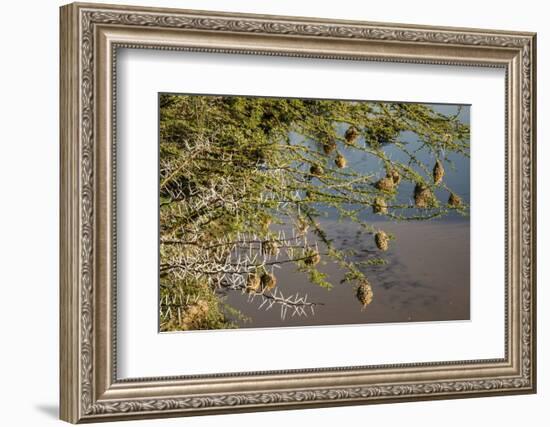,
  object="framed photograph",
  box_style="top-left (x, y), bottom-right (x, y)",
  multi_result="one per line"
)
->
top-left (60, 2), bottom-right (537, 423)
